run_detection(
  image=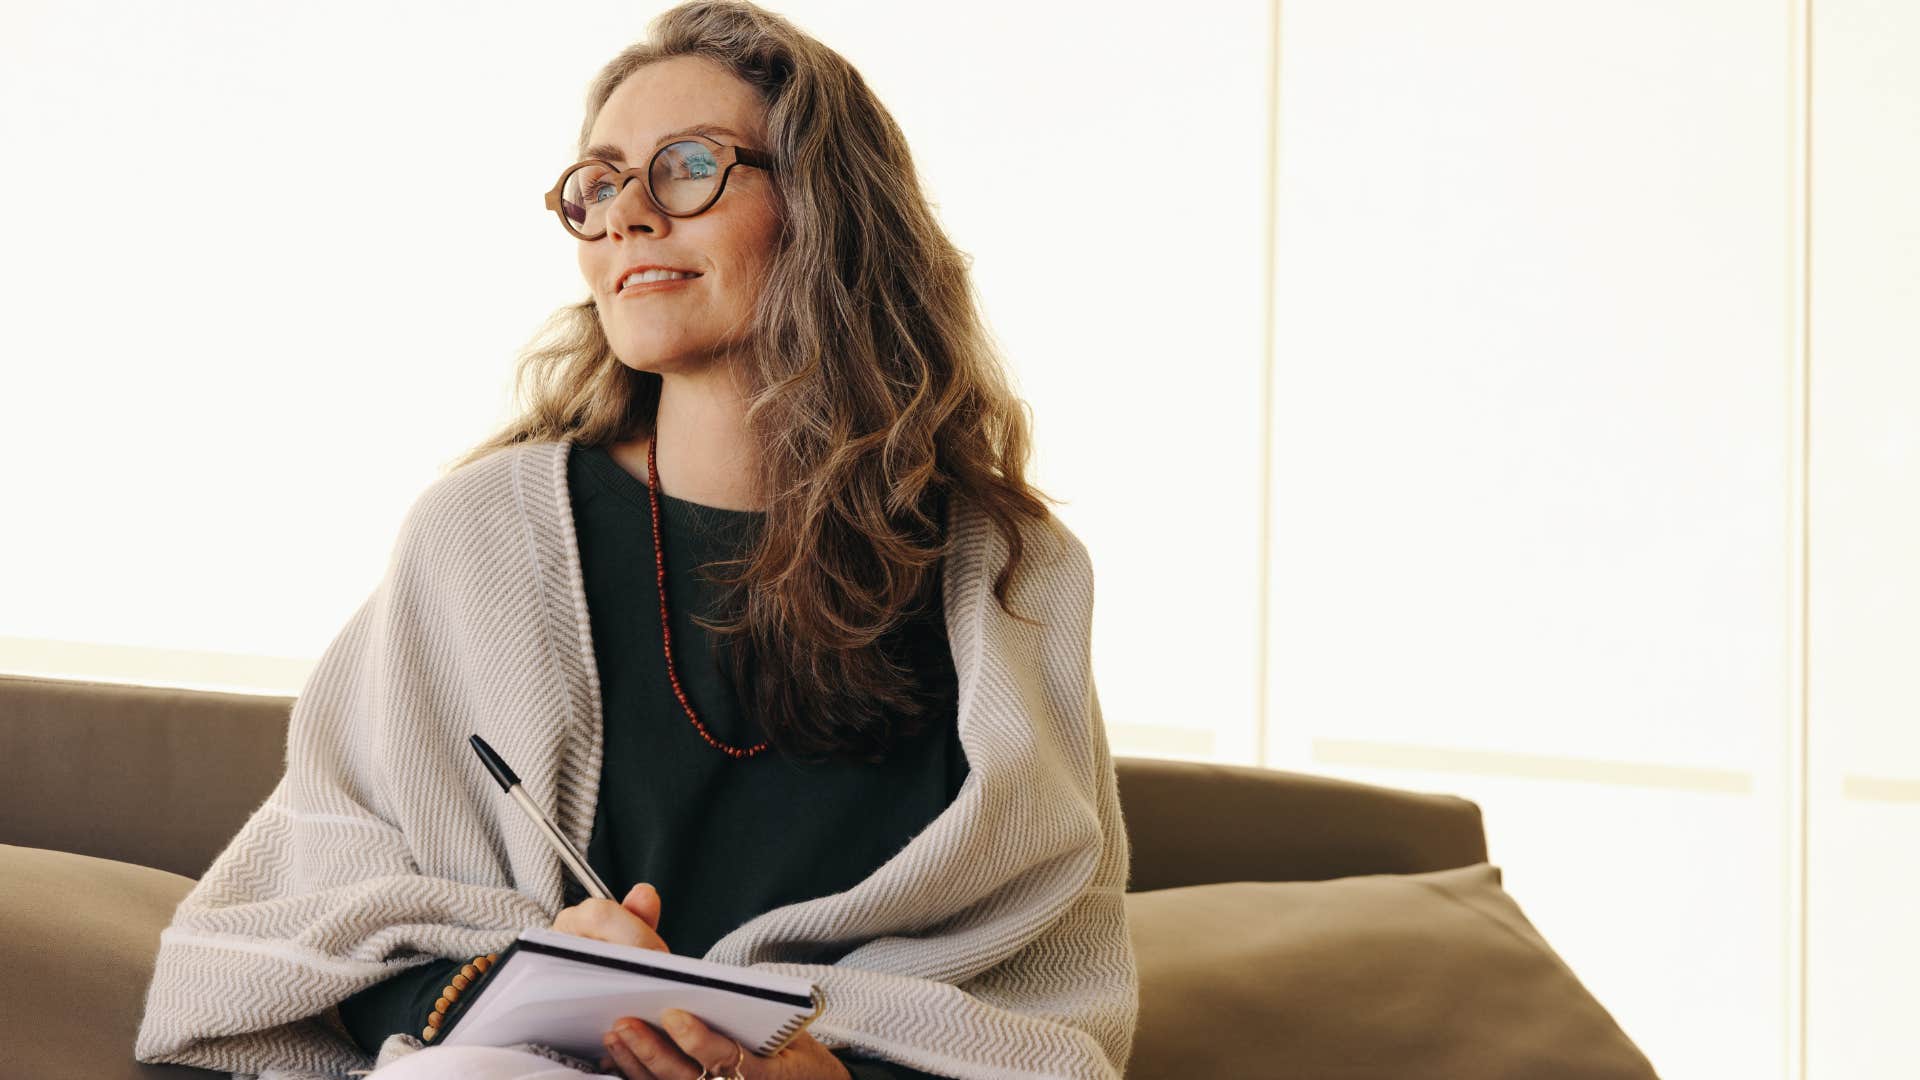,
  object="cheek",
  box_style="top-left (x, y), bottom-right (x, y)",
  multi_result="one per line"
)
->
top-left (578, 247), bottom-right (598, 293)
top-left (721, 211), bottom-right (783, 289)
top-left (748, 191), bottom-right (785, 252)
